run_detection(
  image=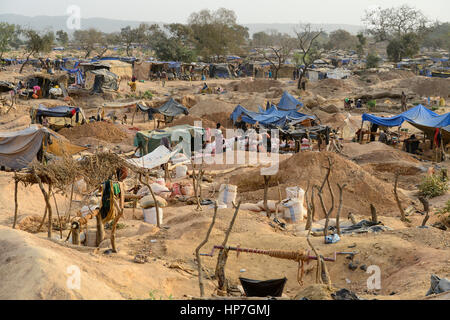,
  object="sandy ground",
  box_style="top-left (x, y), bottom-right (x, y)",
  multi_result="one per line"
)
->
top-left (0, 66), bottom-right (449, 300)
